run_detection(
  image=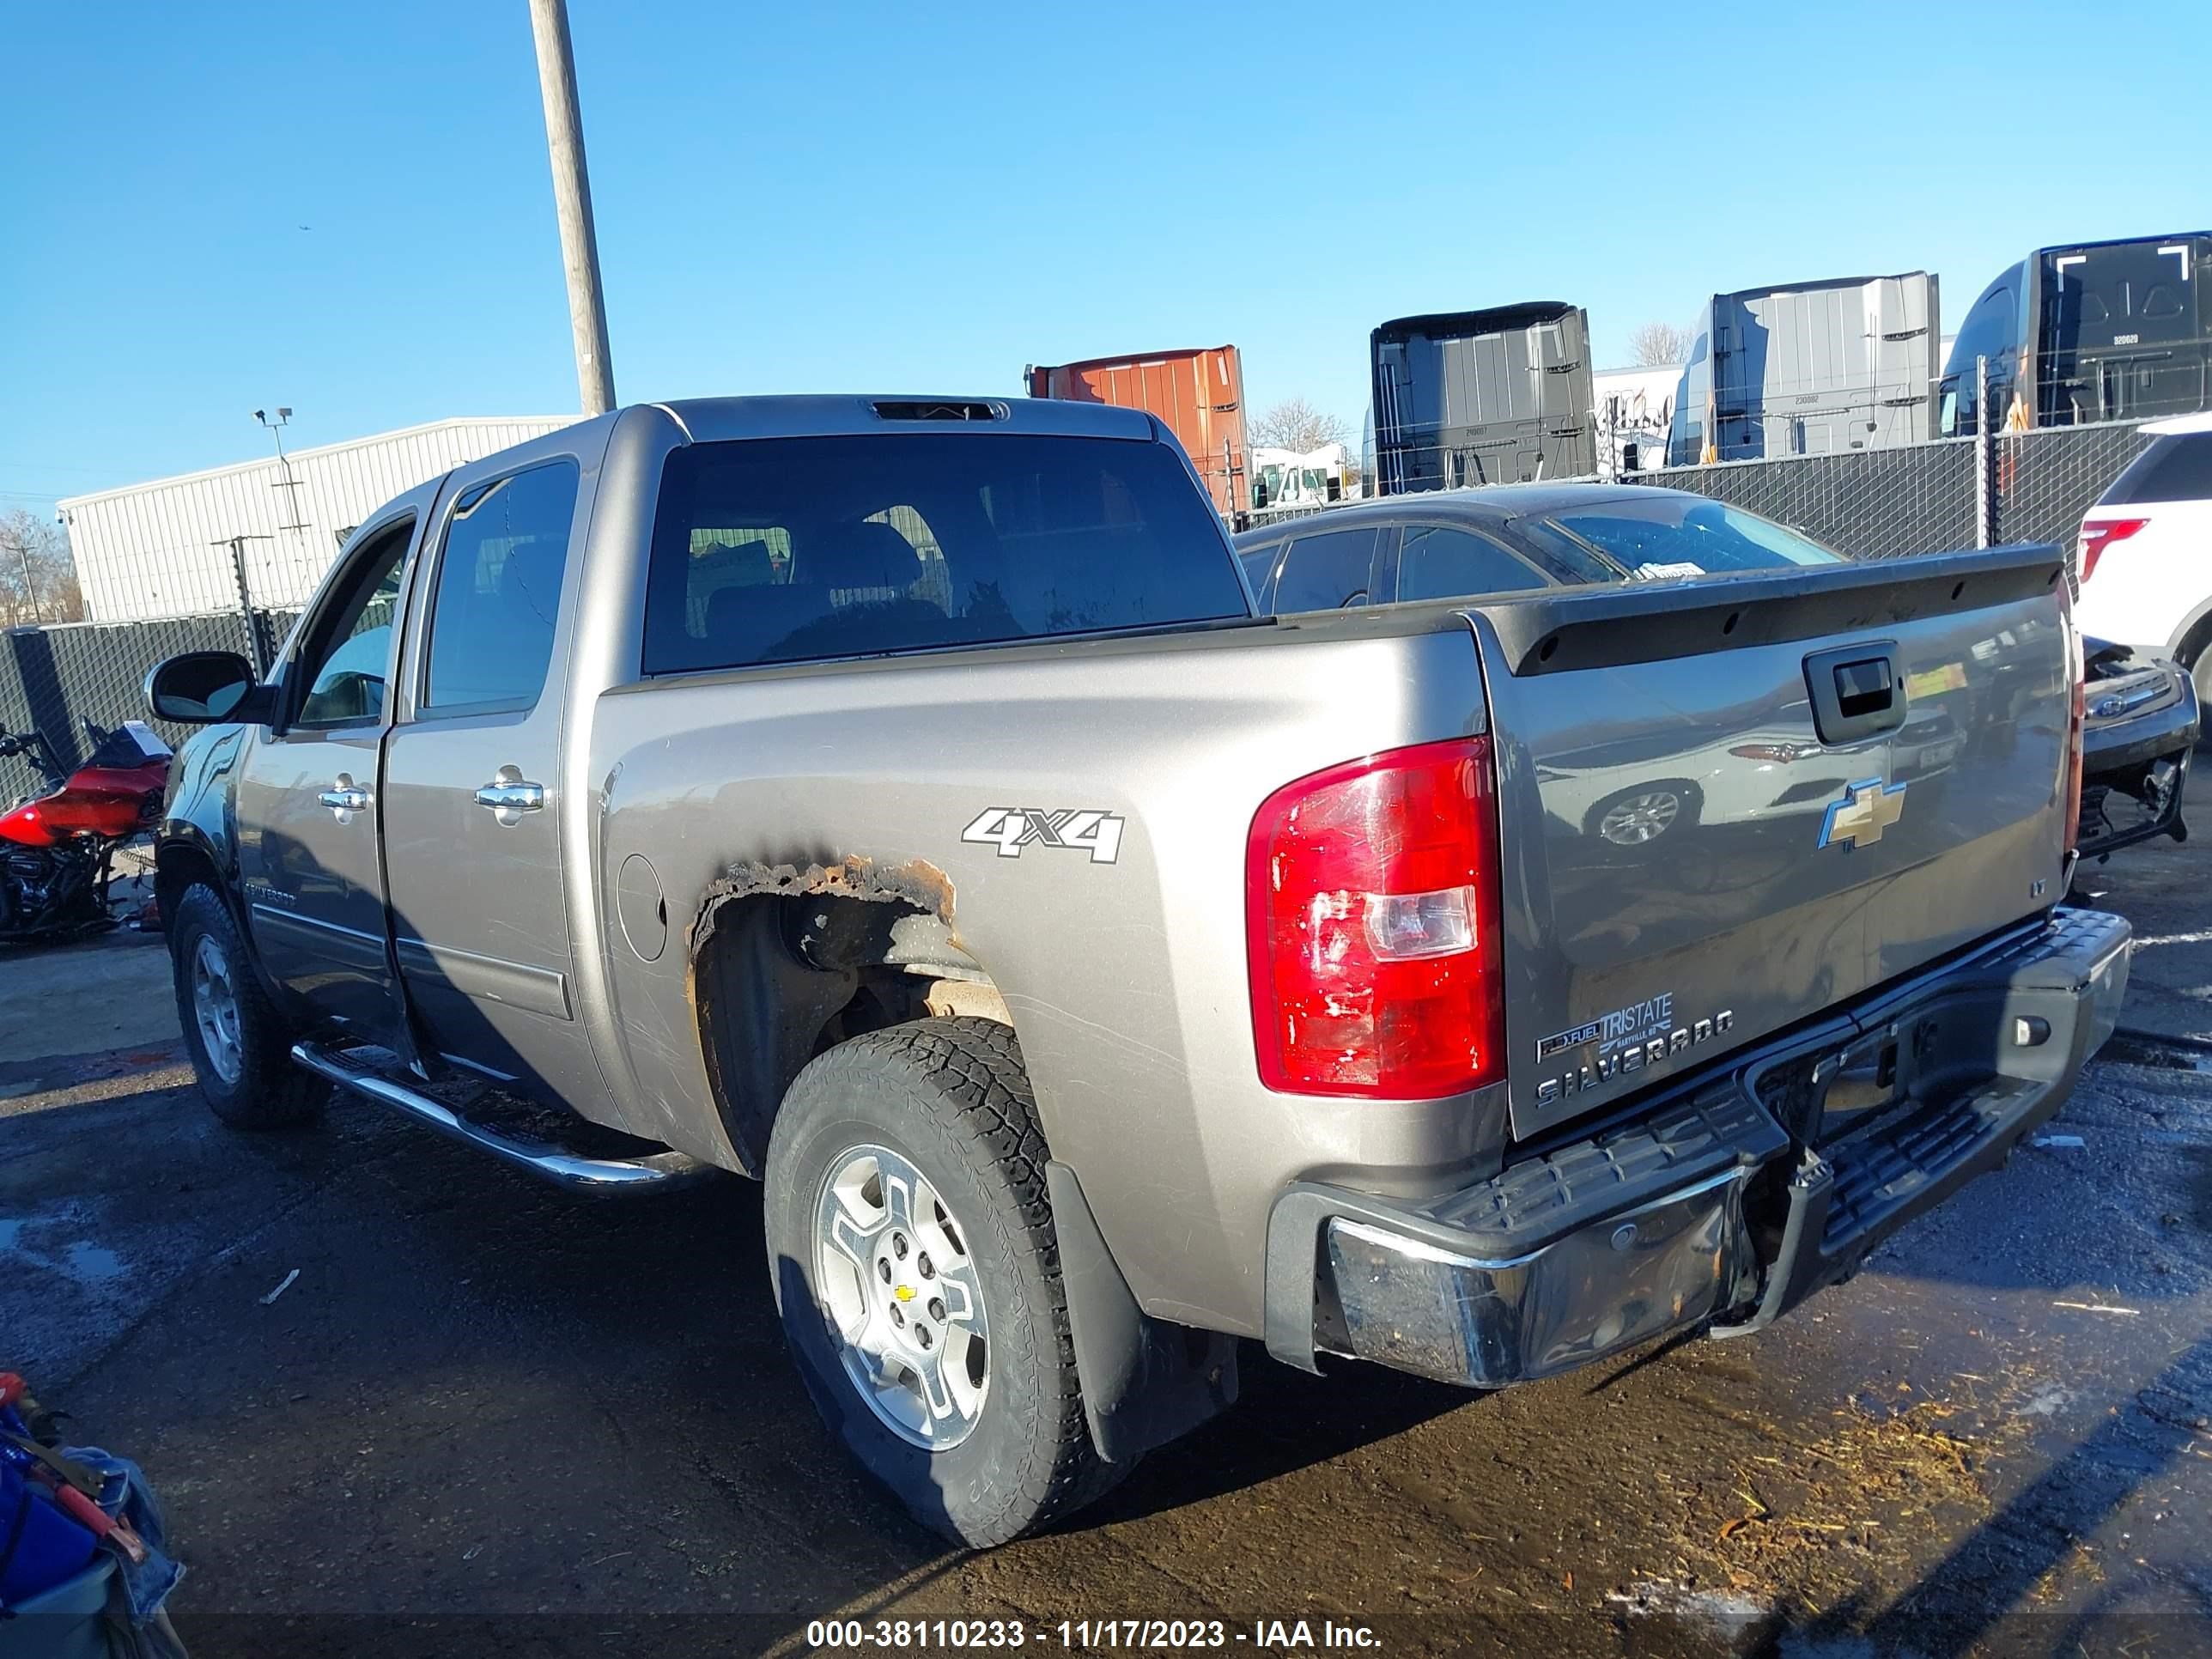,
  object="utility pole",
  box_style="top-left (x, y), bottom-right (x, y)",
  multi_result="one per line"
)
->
top-left (526, 0), bottom-right (616, 415)
top-left (3, 533), bottom-right (39, 625)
